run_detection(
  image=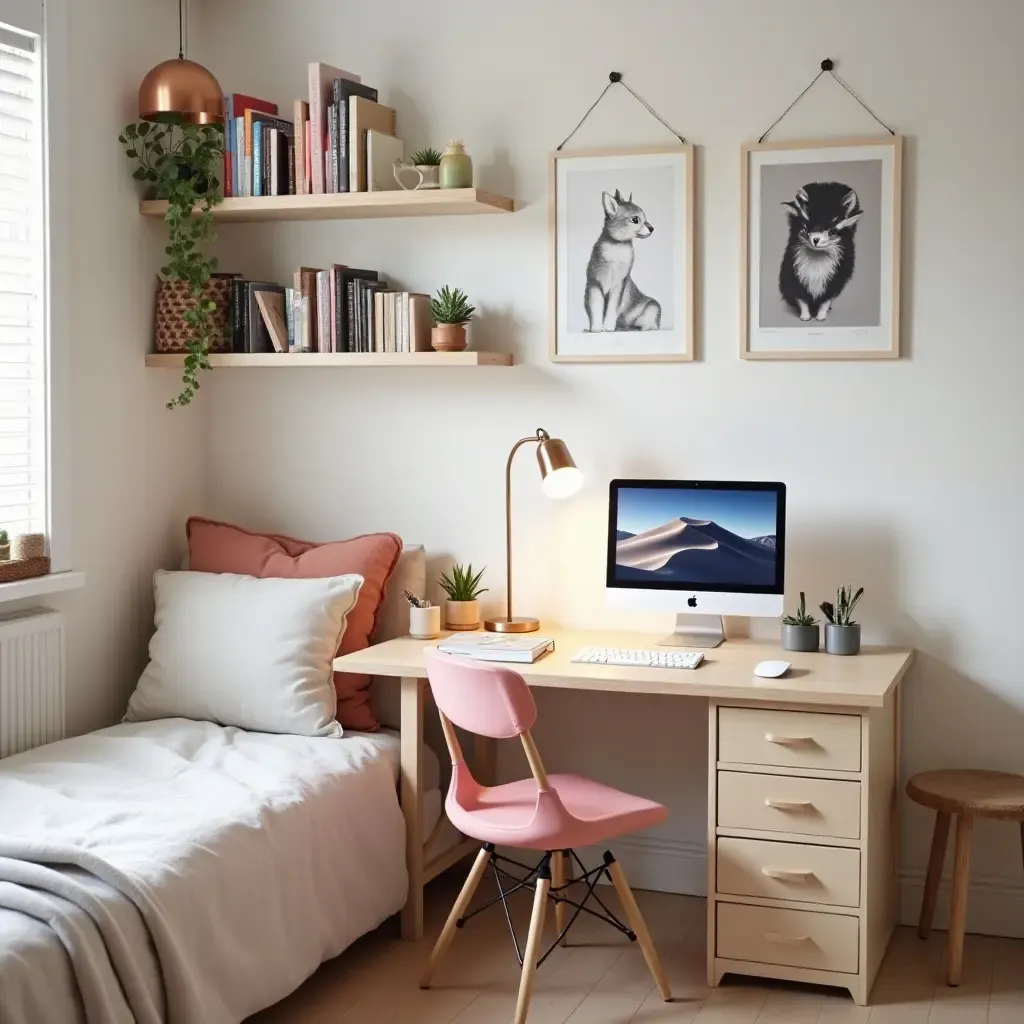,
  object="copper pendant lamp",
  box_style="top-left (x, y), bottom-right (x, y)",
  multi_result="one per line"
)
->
top-left (138, 0), bottom-right (223, 124)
